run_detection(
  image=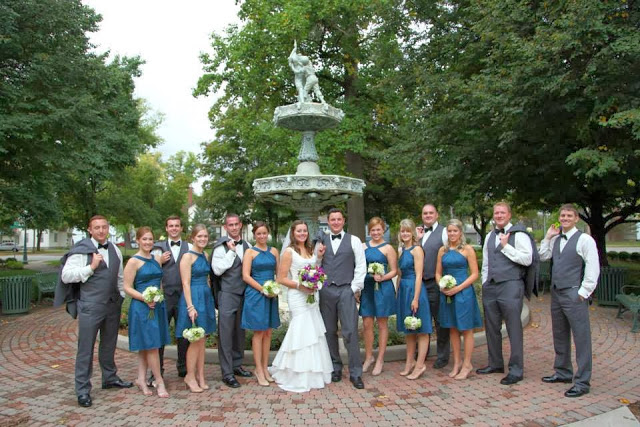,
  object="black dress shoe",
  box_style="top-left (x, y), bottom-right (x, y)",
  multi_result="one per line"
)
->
top-left (476, 366), bottom-right (505, 375)
top-left (222, 375), bottom-right (241, 388)
top-left (433, 359), bottom-right (449, 369)
top-left (233, 366), bottom-right (252, 377)
top-left (542, 374), bottom-right (572, 384)
top-left (564, 386), bottom-right (589, 398)
top-left (102, 379), bottom-right (133, 389)
top-left (77, 394), bottom-right (92, 407)
top-left (500, 374), bottom-right (523, 385)
top-left (350, 376), bottom-right (364, 389)
top-left (331, 372), bottom-right (342, 383)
